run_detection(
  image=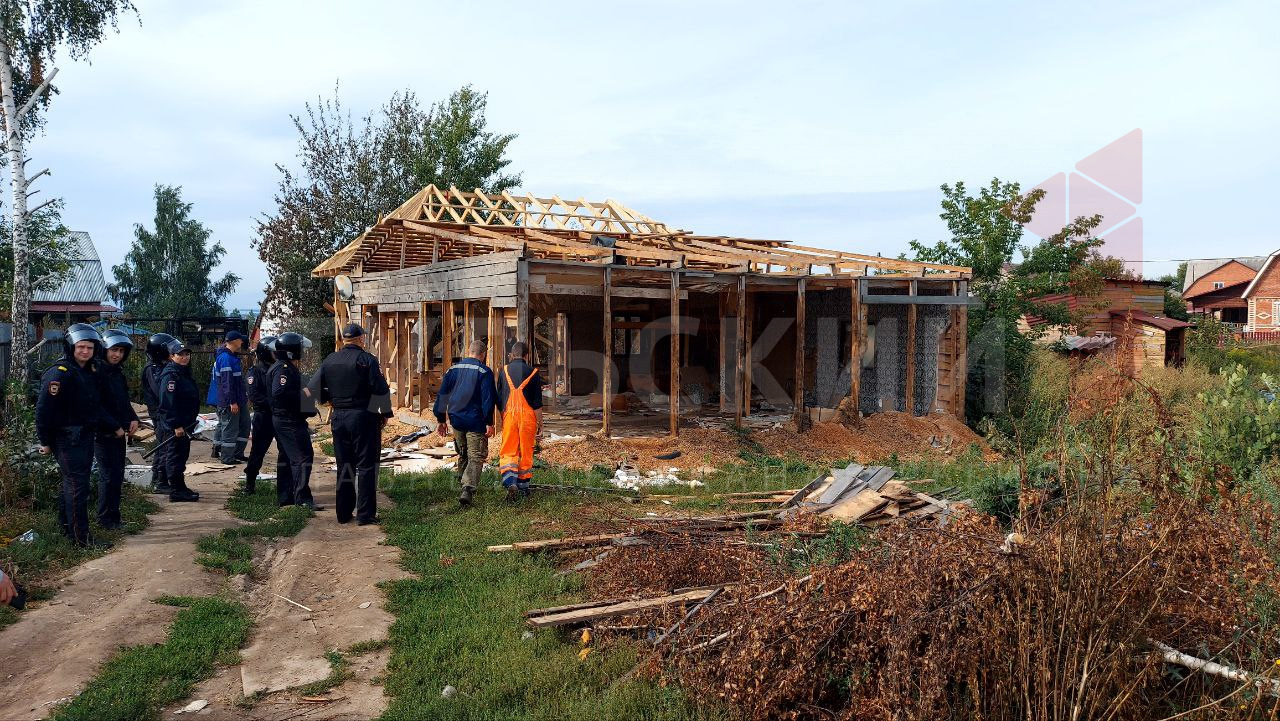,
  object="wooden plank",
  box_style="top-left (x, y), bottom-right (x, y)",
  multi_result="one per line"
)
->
top-left (793, 277), bottom-right (806, 426)
top-left (850, 277), bottom-right (861, 415)
top-left (442, 301), bottom-right (455, 374)
top-left (548, 306), bottom-right (558, 412)
top-left (905, 302), bottom-right (917, 415)
top-left (782, 472), bottom-right (830, 508)
top-left (528, 282), bottom-right (688, 300)
top-left (488, 532), bottom-right (635, 553)
top-left (670, 271), bottom-right (681, 437)
top-left (862, 466), bottom-right (896, 491)
top-left (815, 463), bottom-right (866, 505)
top-left (602, 266), bottom-right (612, 438)
top-left (860, 294), bottom-right (976, 306)
top-left (526, 588), bottom-right (720, 629)
top-left (743, 290), bottom-right (753, 417)
top-left (517, 260), bottom-right (530, 344)
top-left (736, 275), bottom-right (746, 427)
